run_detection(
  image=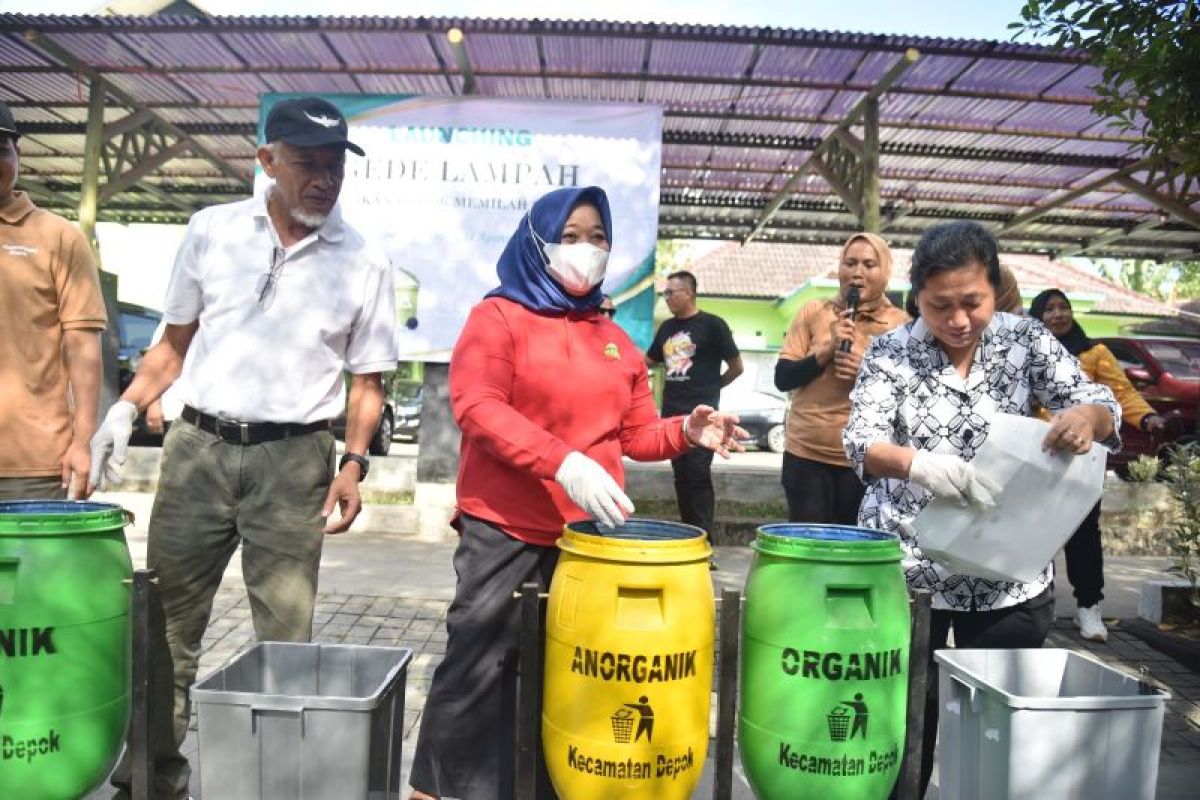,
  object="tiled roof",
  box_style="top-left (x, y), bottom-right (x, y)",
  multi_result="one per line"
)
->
top-left (685, 241), bottom-right (838, 298)
top-left (684, 241), bottom-right (1179, 317)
